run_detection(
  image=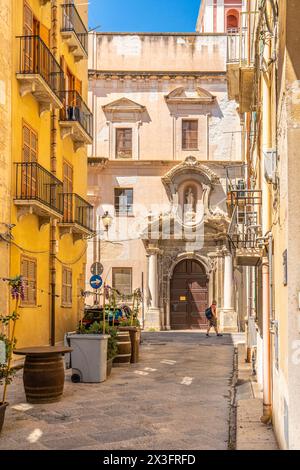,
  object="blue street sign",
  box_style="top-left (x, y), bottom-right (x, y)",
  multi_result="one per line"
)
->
top-left (90, 275), bottom-right (103, 290)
